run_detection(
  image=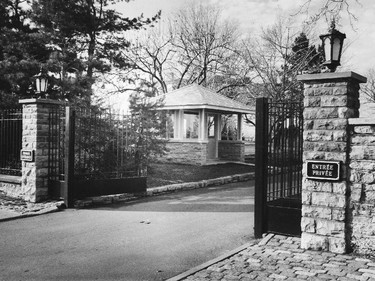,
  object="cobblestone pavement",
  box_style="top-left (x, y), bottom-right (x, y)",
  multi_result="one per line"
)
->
top-left (0, 191), bottom-right (64, 220)
top-left (177, 234), bottom-right (375, 281)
